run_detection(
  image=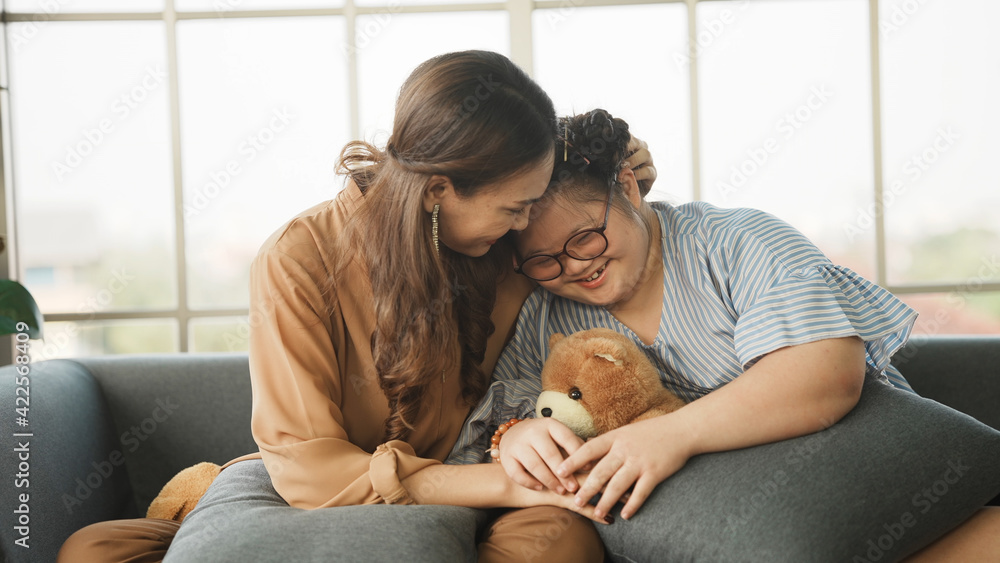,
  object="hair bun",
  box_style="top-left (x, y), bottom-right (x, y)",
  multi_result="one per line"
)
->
top-left (584, 110), bottom-right (616, 143)
top-left (563, 109), bottom-right (631, 187)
